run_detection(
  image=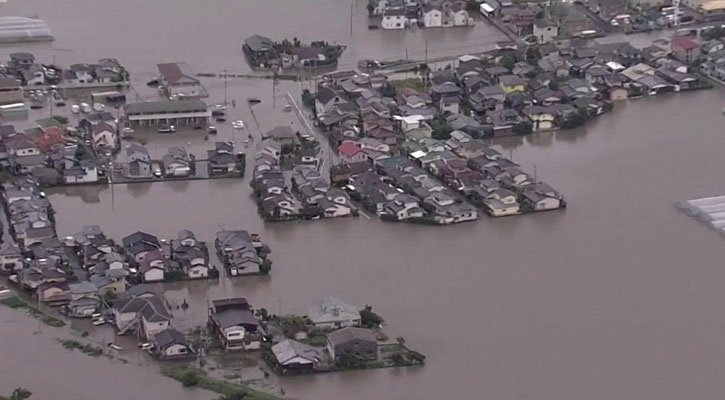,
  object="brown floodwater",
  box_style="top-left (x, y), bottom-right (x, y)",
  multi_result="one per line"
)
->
top-left (2, 1), bottom-right (725, 400)
top-left (0, 306), bottom-right (216, 400)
